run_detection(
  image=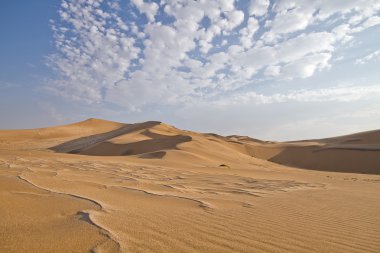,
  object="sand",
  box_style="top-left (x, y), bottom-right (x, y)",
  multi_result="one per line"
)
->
top-left (0, 118), bottom-right (379, 252)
